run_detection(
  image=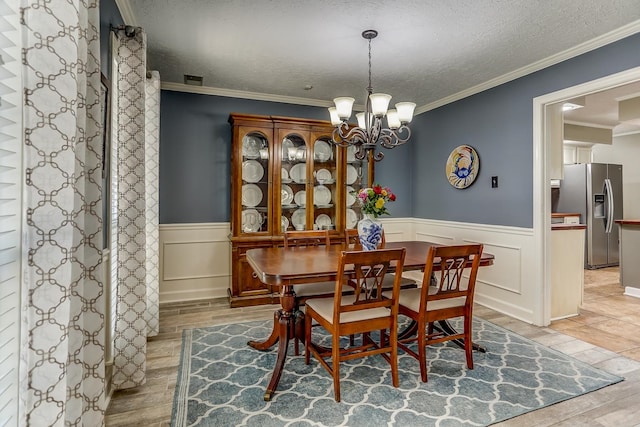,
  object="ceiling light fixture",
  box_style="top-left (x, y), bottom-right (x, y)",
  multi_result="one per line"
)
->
top-left (328, 30), bottom-right (416, 162)
top-left (562, 102), bottom-right (584, 111)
